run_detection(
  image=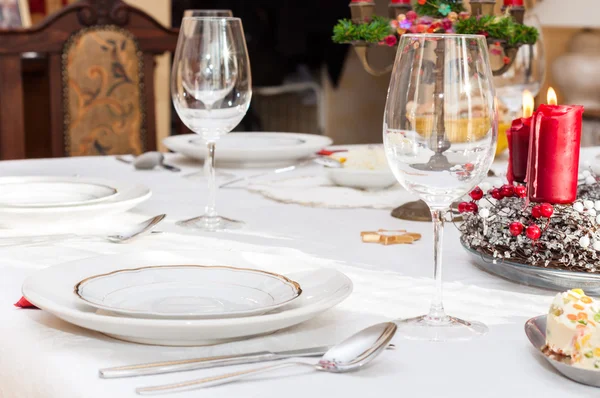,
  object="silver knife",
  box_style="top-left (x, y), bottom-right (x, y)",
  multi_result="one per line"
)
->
top-left (98, 346), bottom-right (331, 379)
